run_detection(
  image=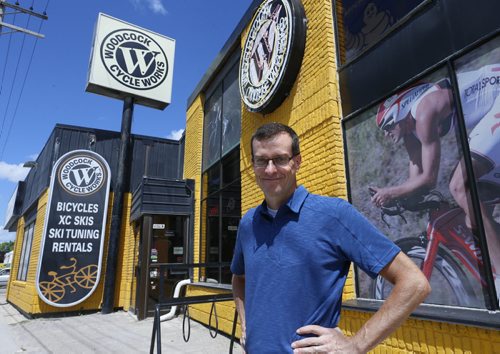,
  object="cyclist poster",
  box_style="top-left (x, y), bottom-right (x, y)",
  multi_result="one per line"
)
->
top-left (344, 64), bottom-right (494, 309)
top-left (36, 150), bottom-right (111, 307)
top-left (454, 36), bottom-right (500, 303)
